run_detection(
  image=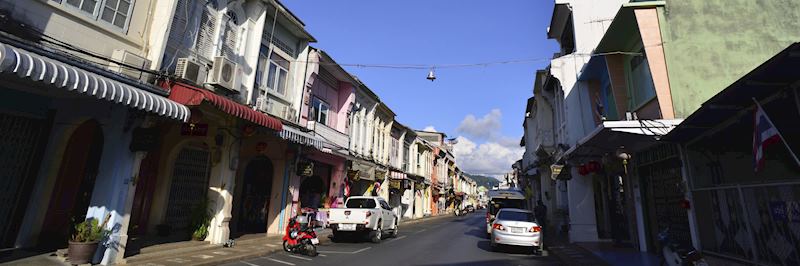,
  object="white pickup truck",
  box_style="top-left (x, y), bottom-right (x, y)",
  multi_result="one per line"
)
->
top-left (328, 196), bottom-right (398, 243)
